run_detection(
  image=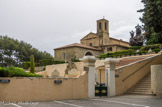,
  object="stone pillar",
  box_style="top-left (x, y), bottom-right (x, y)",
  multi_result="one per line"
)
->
top-left (151, 65), bottom-right (162, 96)
top-left (80, 56), bottom-right (96, 98)
top-left (104, 58), bottom-right (119, 97)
